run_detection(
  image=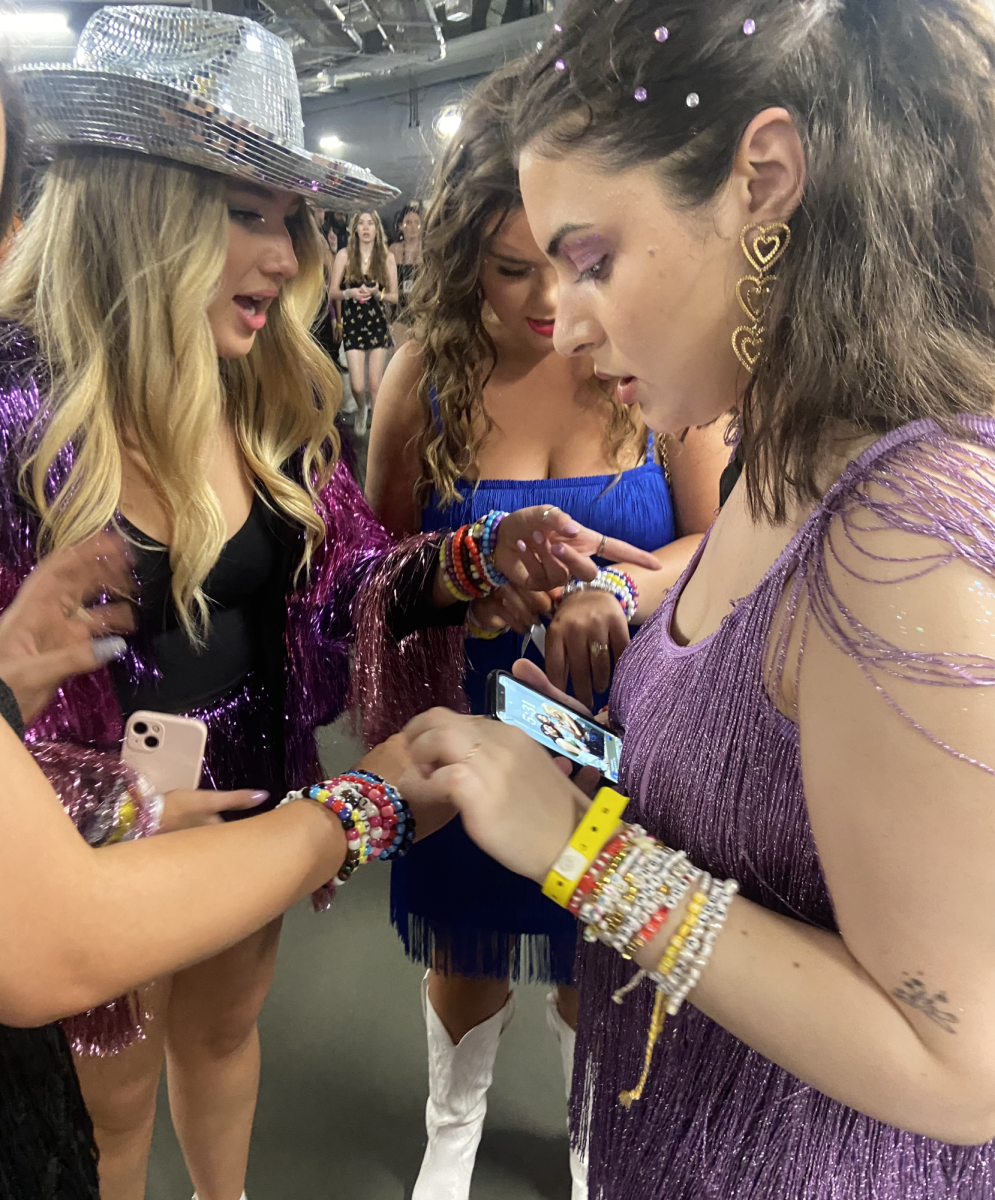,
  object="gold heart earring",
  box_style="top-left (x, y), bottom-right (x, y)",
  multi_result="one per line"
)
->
top-left (731, 220), bottom-right (791, 372)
